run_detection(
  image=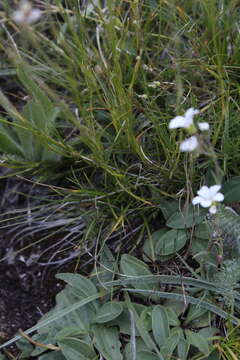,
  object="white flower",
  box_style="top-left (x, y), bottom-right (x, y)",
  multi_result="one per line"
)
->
top-left (180, 136), bottom-right (198, 152)
top-left (192, 185), bottom-right (224, 214)
top-left (12, 0), bottom-right (42, 25)
top-left (169, 108), bottom-right (199, 129)
top-left (198, 122), bottom-right (210, 131)
top-left (148, 81), bottom-right (161, 88)
top-left (137, 94), bottom-right (148, 99)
